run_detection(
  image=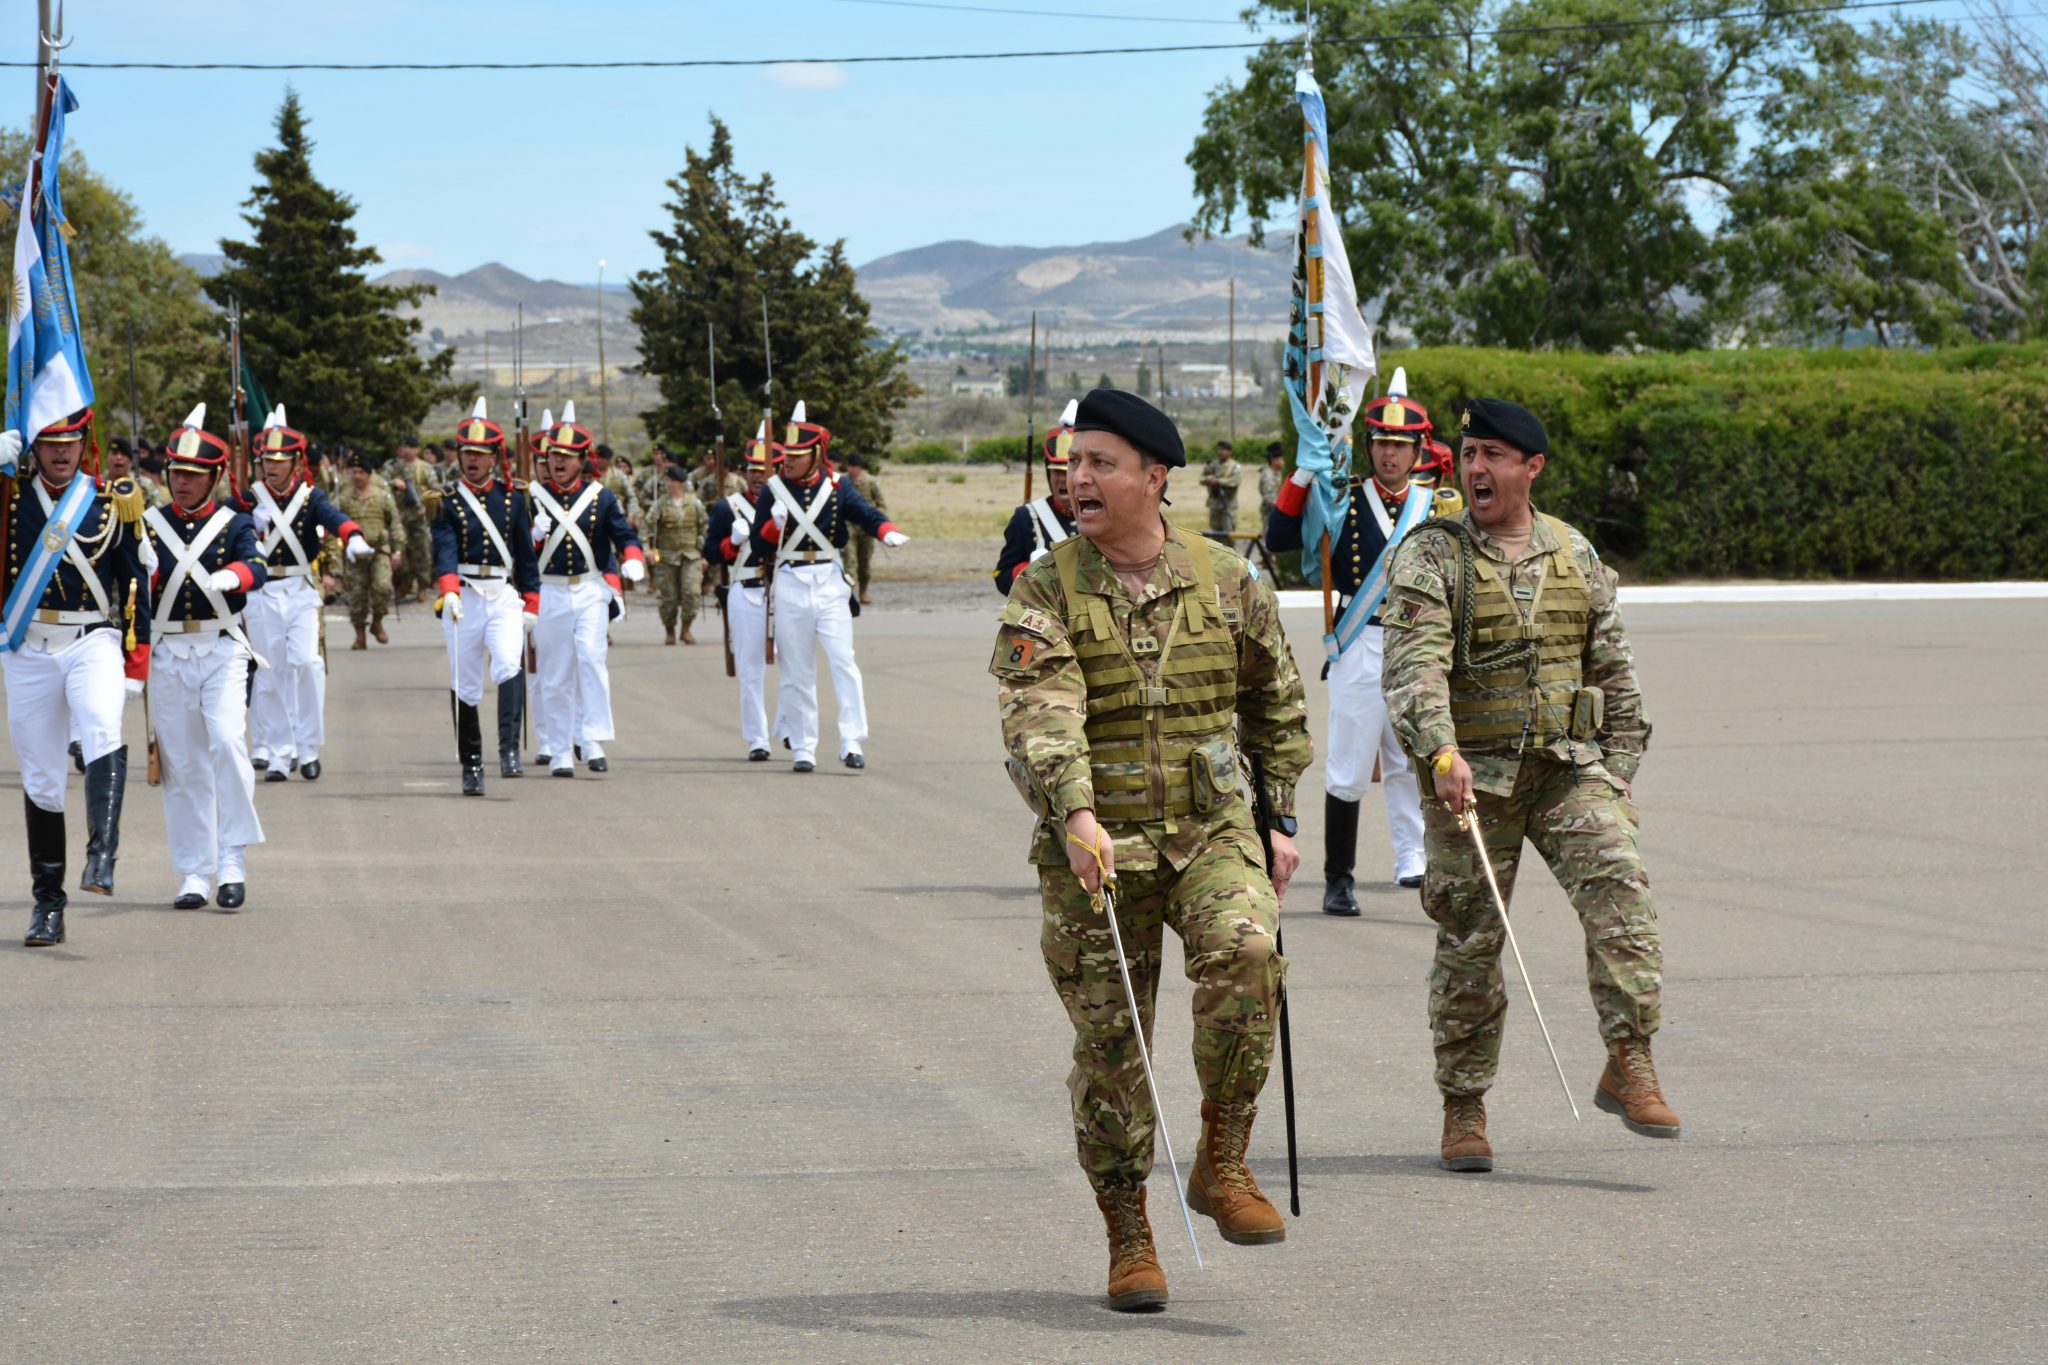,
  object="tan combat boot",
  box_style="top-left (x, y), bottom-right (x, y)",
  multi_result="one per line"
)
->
top-left (664, 626), bottom-right (677, 646)
top-left (1595, 1037), bottom-right (1682, 1138)
top-left (371, 614), bottom-right (388, 644)
top-left (1185, 1100), bottom-right (1285, 1244)
top-left (1095, 1186), bottom-right (1168, 1312)
top-left (1441, 1095), bottom-right (1494, 1172)
top-left (681, 627), bottom-right (695, 645)
top-left (351, 624), bottom-right (367, 651)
